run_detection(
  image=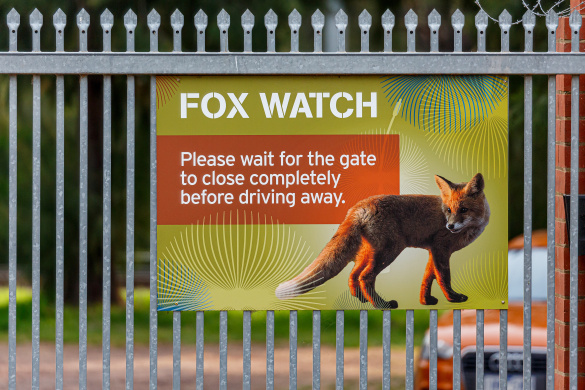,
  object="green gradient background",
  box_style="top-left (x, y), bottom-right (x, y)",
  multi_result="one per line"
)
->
top-left (157, 75), bottom-right (508, 310)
